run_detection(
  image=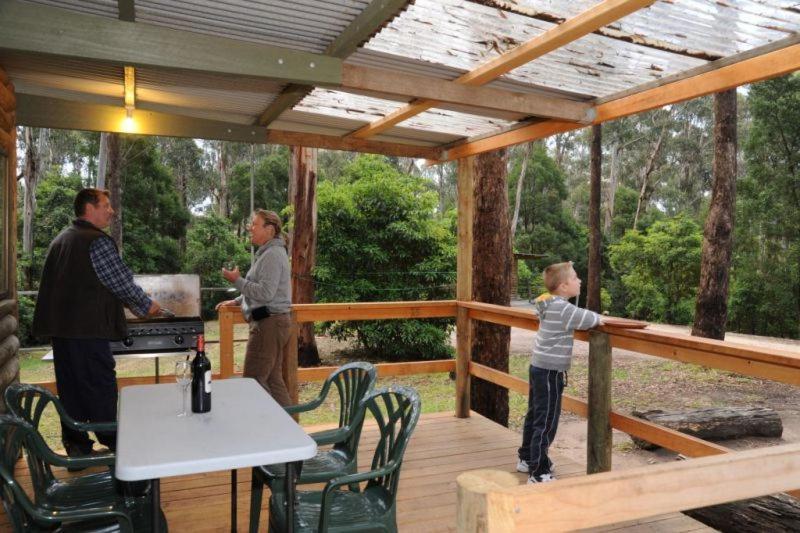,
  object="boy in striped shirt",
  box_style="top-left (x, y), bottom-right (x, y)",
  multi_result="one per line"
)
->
top-left (517, 261), bottom-right (603, 483)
